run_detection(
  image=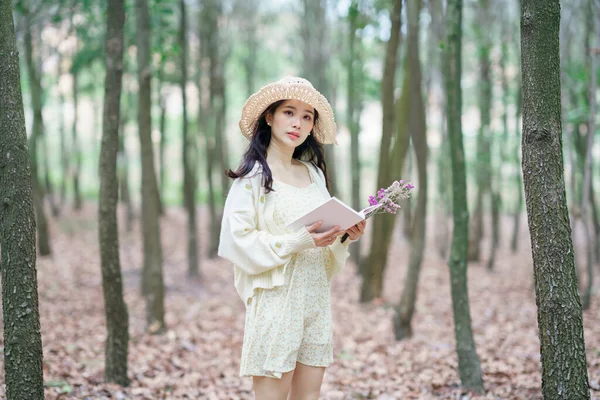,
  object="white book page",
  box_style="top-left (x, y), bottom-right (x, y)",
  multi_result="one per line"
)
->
top-left (286, 197), bottom-right (365, 233)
